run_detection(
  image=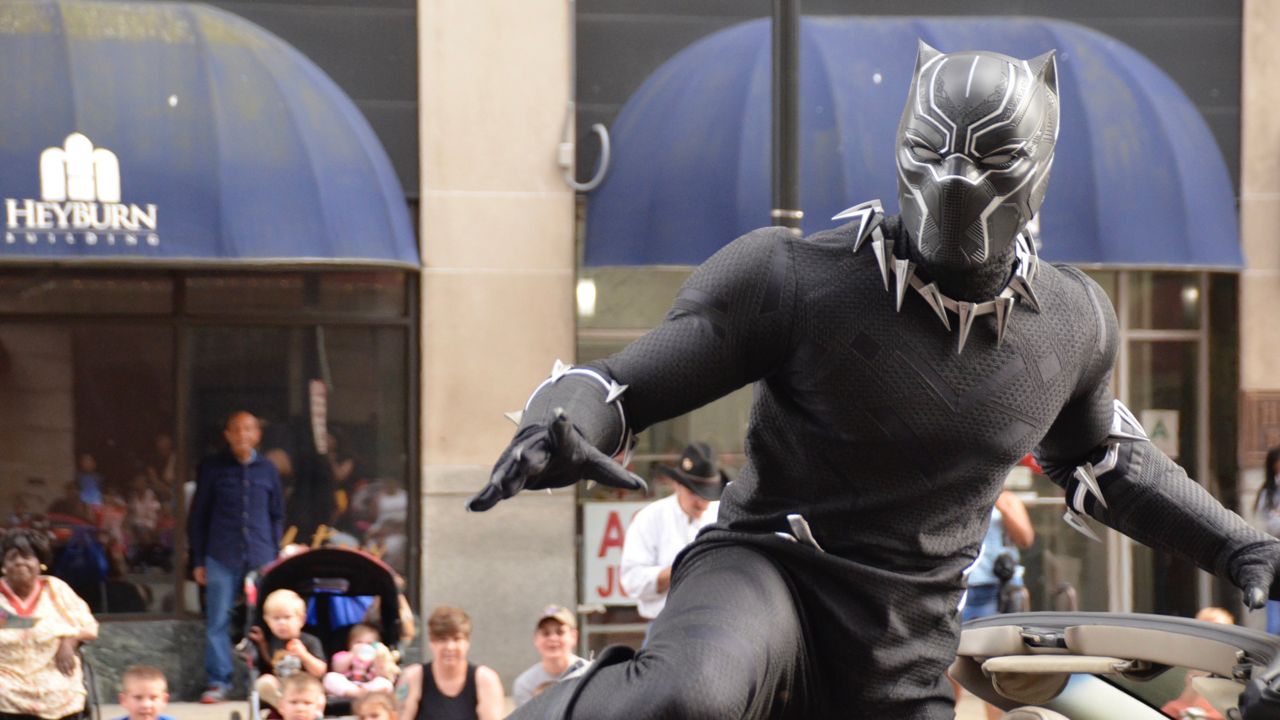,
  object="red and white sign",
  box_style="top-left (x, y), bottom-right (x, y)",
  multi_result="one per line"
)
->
top-left (581, 501), bottom-right (648, 606)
